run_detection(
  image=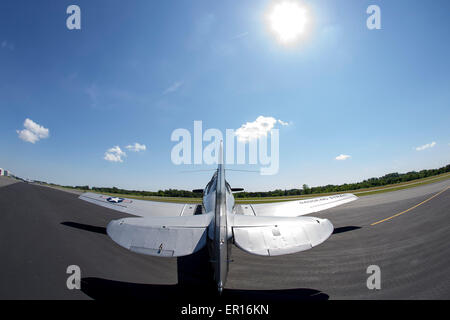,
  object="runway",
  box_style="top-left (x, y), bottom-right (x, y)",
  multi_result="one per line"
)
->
top-left (0, 177), bottom-right (449, 300)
